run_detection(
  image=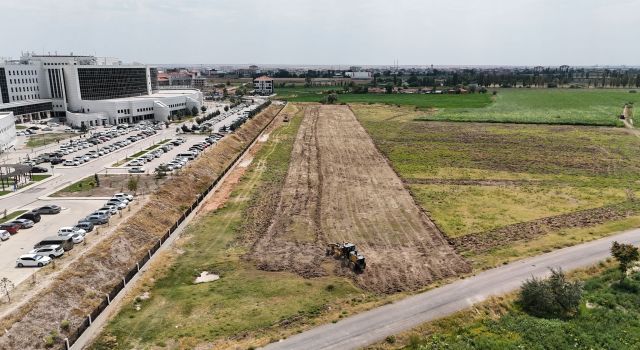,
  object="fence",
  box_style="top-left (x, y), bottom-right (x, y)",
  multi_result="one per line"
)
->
top-left (62, 101), bottom-right (280, 349)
